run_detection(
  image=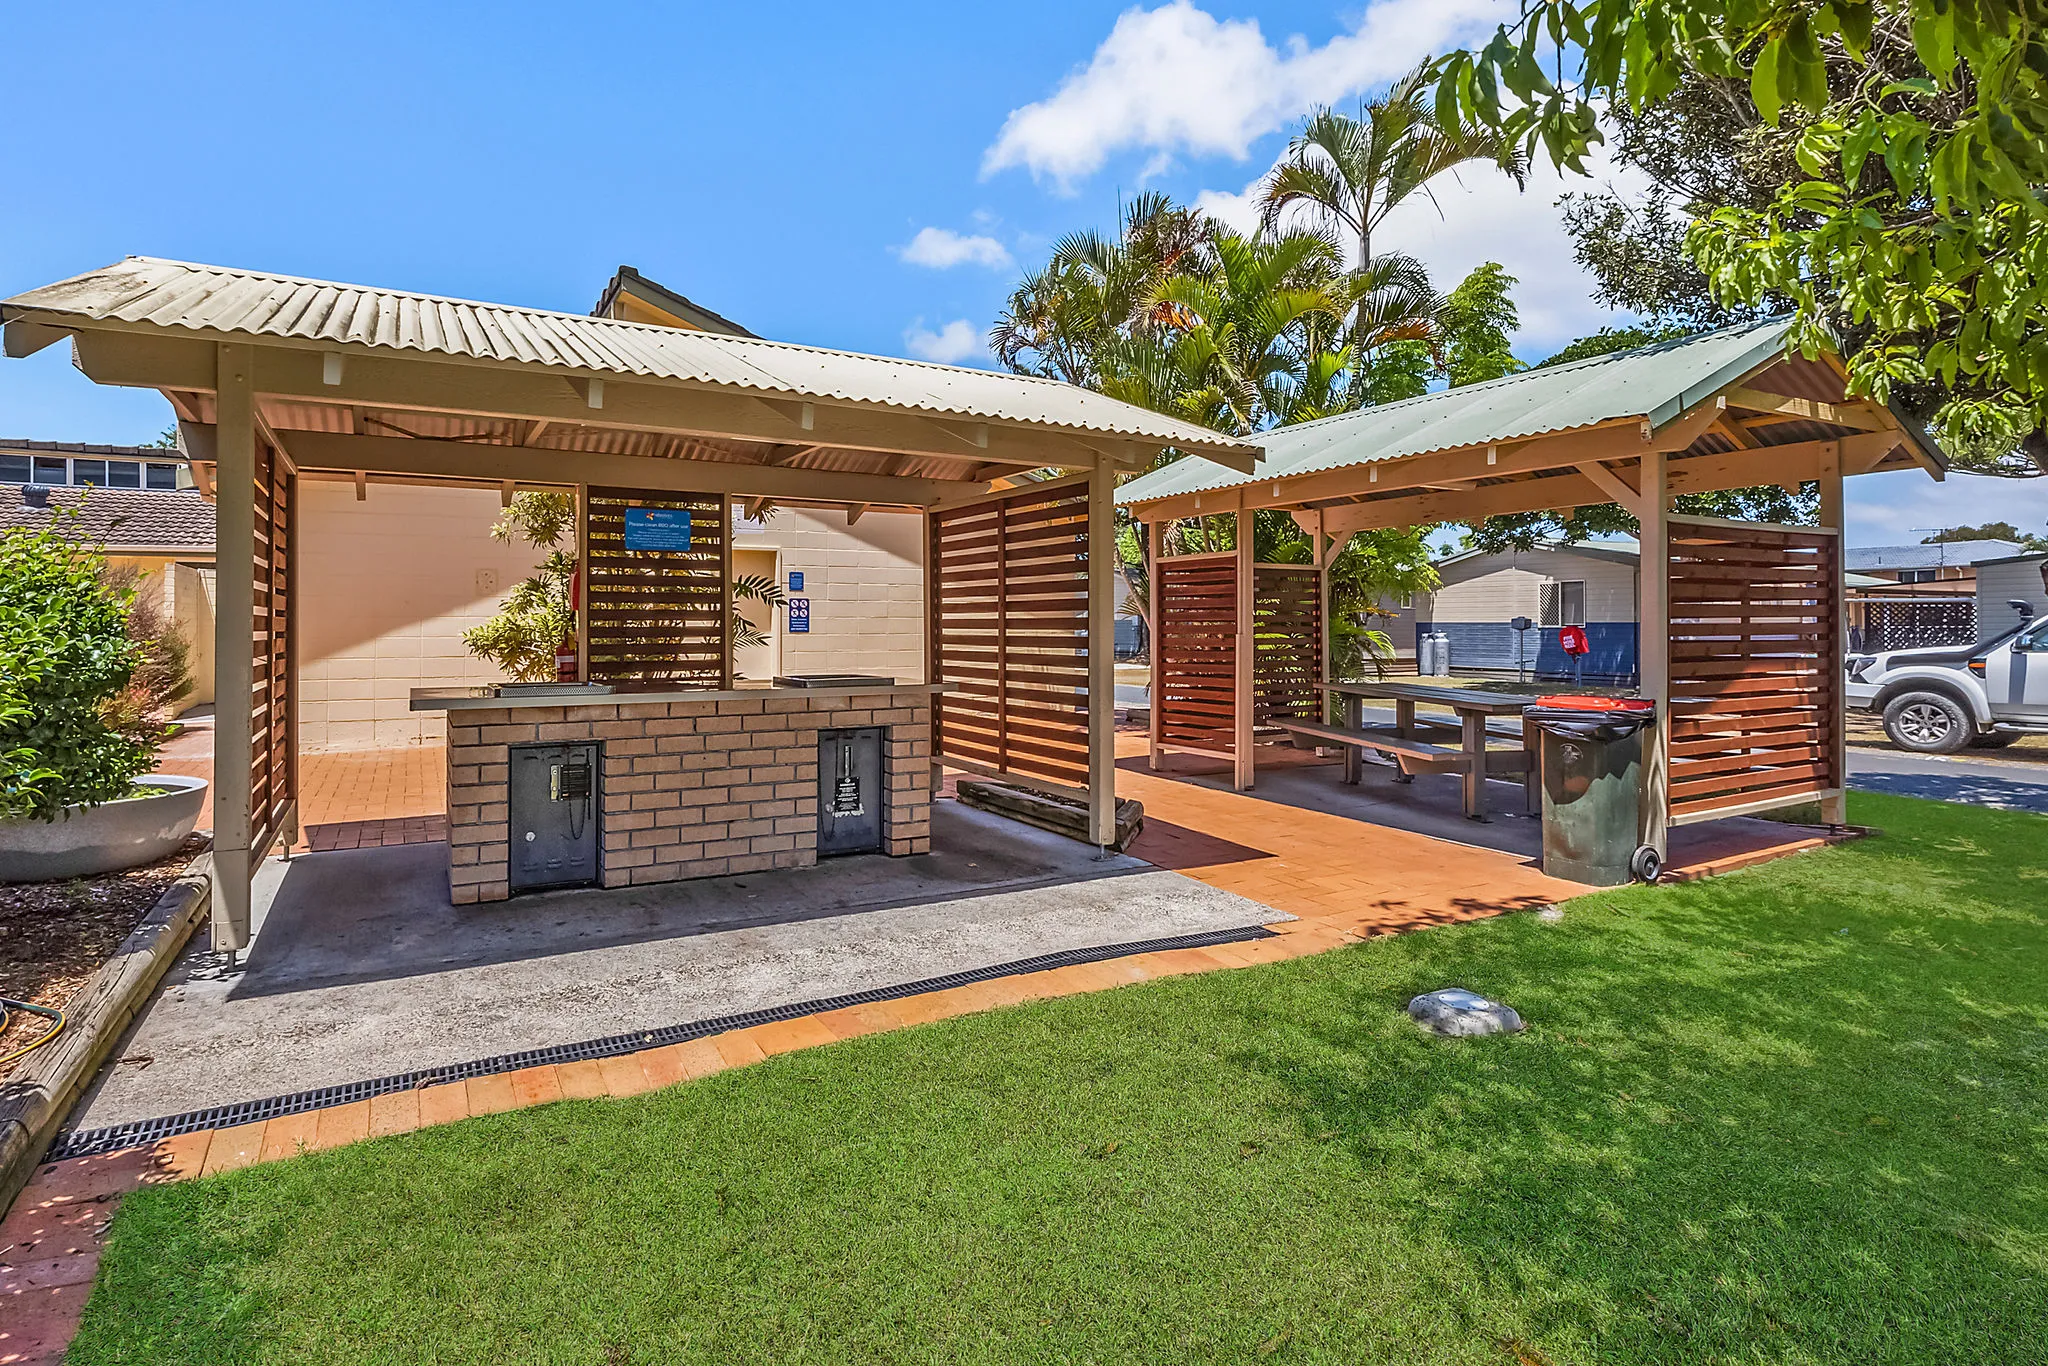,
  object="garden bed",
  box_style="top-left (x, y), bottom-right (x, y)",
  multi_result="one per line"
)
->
top-left (0, 832), bottom-right (208, 1078)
